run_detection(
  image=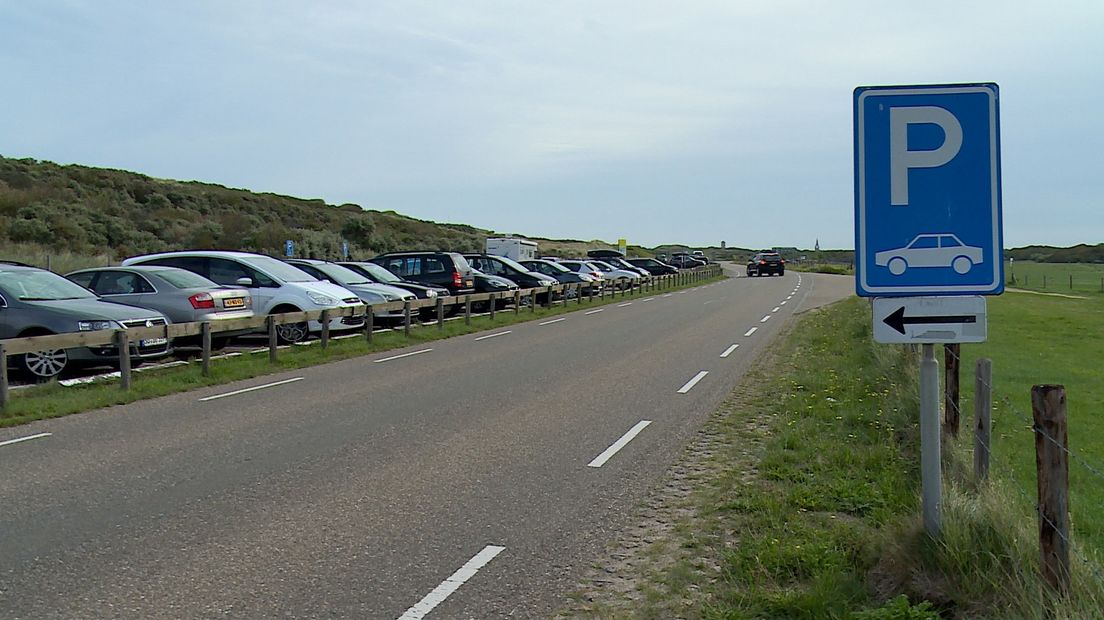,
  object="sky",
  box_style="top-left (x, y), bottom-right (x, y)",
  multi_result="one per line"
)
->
top-left (1, 1), bottom-right (1101, 249)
